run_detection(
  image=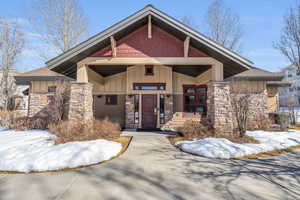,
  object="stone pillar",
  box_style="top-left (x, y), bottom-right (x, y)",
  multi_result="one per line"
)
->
top-left (67, 82), bottom-right (93, 121)
top-left (125, 95), bottom-right (139, 129)
top-left (207, 81), bottom-right (233, 135)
